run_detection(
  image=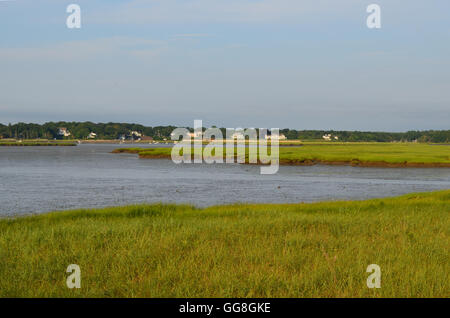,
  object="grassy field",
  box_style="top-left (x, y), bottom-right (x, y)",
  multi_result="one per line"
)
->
top-left (0, 191), bottom-right (448, 297)
top-left (113, 142), bottom-right (450, 167)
